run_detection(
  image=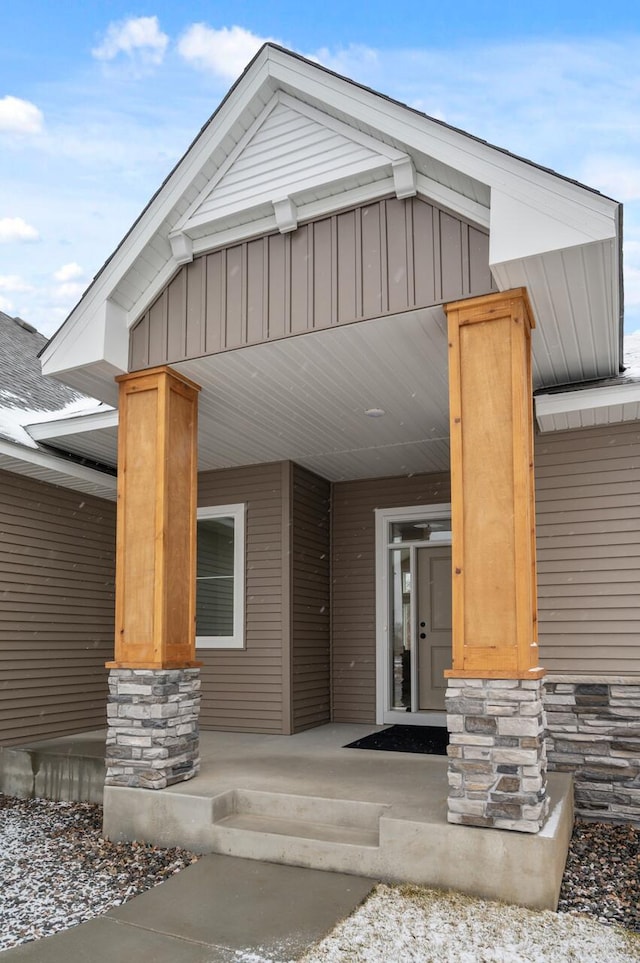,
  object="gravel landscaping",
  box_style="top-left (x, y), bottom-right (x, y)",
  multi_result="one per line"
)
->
top-left (0, 793), bottom-right (199, 951)
top-left (0, 791), bottom-right (638, 960)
